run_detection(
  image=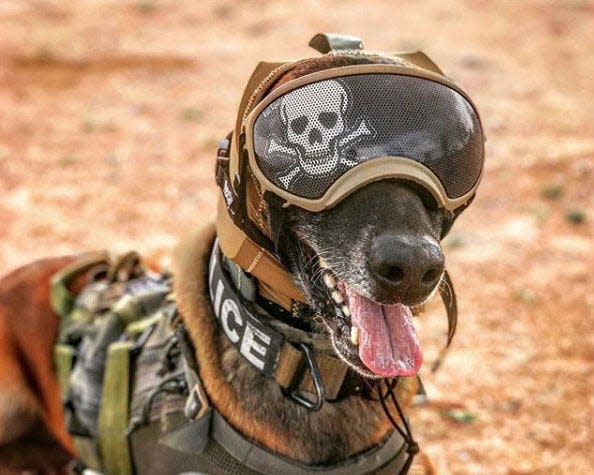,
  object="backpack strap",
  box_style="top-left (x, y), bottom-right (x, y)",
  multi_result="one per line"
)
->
top-left (51, 251), bottom-right (172, 473)
top-left (98, 341), bottom-right (134, 475)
